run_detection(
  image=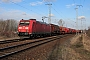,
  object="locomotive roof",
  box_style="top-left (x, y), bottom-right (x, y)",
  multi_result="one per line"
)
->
top-left (30, 19), bottom-right (36, 20)
top-left (20, 19), bottom-right (49, 25)
top-left (36, 21), bottom-right (49, 25)
top-left (21, 19), bottom-right (36, 21)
